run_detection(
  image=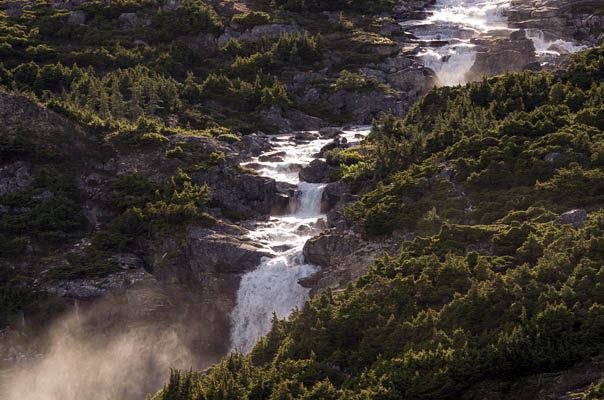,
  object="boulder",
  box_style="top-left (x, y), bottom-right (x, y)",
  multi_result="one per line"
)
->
top-left (301, 228), bottom-right (401, 295)
top-left (232, 133), bottom-right (271, 159)
top-left (4, 4), bottom-right (24, 17)
top-left (326, 208), bottom-right (349, 230)
top-left (544, 152), bottom-right (565, 162)
top-left (432, 166), bottom-right (456, 182)
top-left (163, 0), bottom-right (180, 11)
top-left (297, 224), bottom-right (312, 233)
top-left (118, 13), bottom-right (149, 29)
top-left (303, 231), bottom-right (342, 268)
top-left (31, 190), bottom-right (54, 202)
top-left (67, 10), bottom-right (86, 25)
top-left (299, 159), bottom-right (327, 183)
top-left (0, 163), bottom-right (34, 196)
top-left (387, 66), bottom-right (438, 96)
top-left (303, 88), bottom-right (322, 104)
top-left (510, 28), bottom-right (527, 40)
top-left (321, 181), bottom-right (347, 213)
top-left (524, 61), bottom-right (542, 71)
top-left (316, 137), bottom-right (351, 157)
top-left (554, 209), bottom-right (587, 229)
top-left (276, 181), bottom-right (297, 194)
top-left (187, 227), bottom-right (270, 275)
top-left (198, 165), bottom-right (277, 216)
top-left (111, 254), bottom-right (145, 270)
top-left (319, 127), bottom-right (344, 139)
top-left (271, 193), bottom-right (291, 215)
top-left (259, 151), bottom-right (286, 162)
top-left (293, 131), bottom-right (317, 143)
top-left (261, 106), bottom-right (325, 133)
top-left (466, 38), bottom-right (536, 82)
top-left (46, 270), bottom-right (139, 299)
top-left (179, 225), bottom-right (271, 278)
top-left (326, 87), bottom-right (422, 124)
